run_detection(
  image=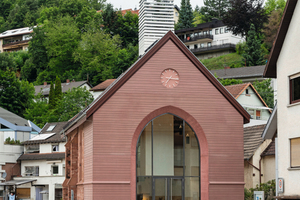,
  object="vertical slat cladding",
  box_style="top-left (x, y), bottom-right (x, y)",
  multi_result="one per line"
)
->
top-left (90, 40), bottom-right (244, 198)
top-left (84, 117), bottom-right (93, 182)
